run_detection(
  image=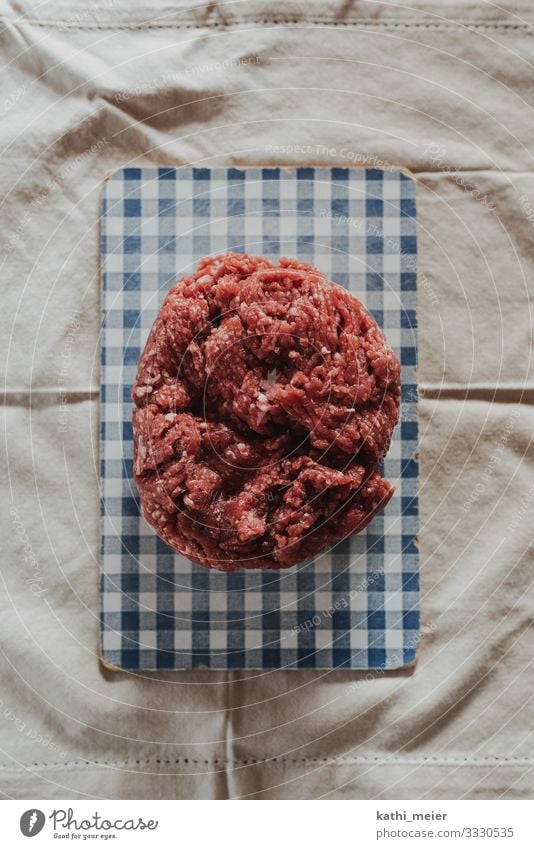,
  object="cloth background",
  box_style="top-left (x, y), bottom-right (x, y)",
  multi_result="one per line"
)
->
top-left (1, 0), bottom-right (532, 799)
